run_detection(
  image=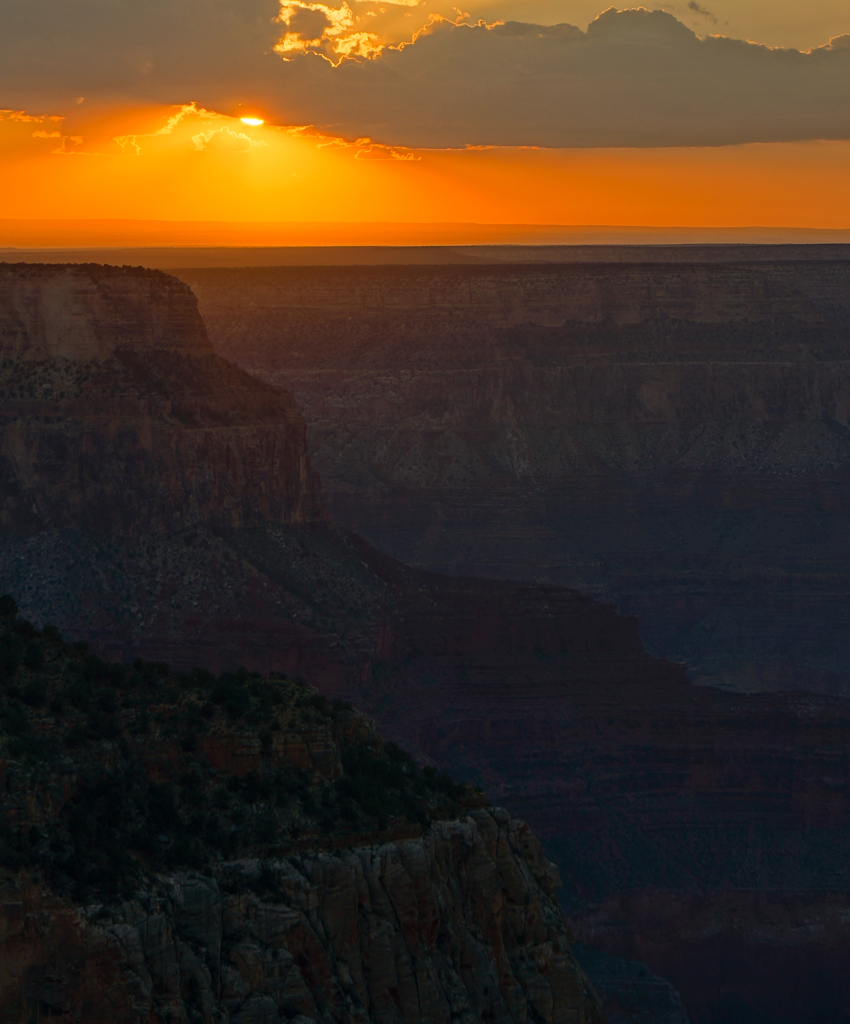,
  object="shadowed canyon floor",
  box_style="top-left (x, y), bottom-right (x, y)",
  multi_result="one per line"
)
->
top-left (178, 257), bottom-right (850, 697)
top-left (3, 262), bottom-right (850, 1023)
